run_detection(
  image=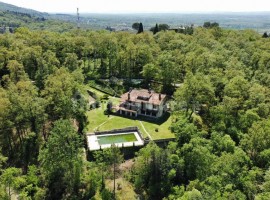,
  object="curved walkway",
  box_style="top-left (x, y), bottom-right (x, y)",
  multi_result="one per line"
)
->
top-left (139, 120), bottom-right (152, 140)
